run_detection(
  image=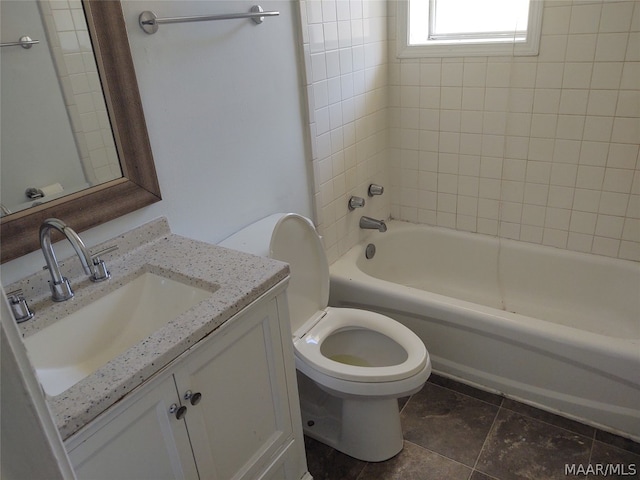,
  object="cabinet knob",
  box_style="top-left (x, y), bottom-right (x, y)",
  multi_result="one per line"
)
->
top-left (190, 392), bottom-right (202, 406)
top-left (175, 405), bottom-right (188, 420)
top-left (169, 403), bottom-right (188, 420)
top-left (184, 390), bottom-right (202, 406)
